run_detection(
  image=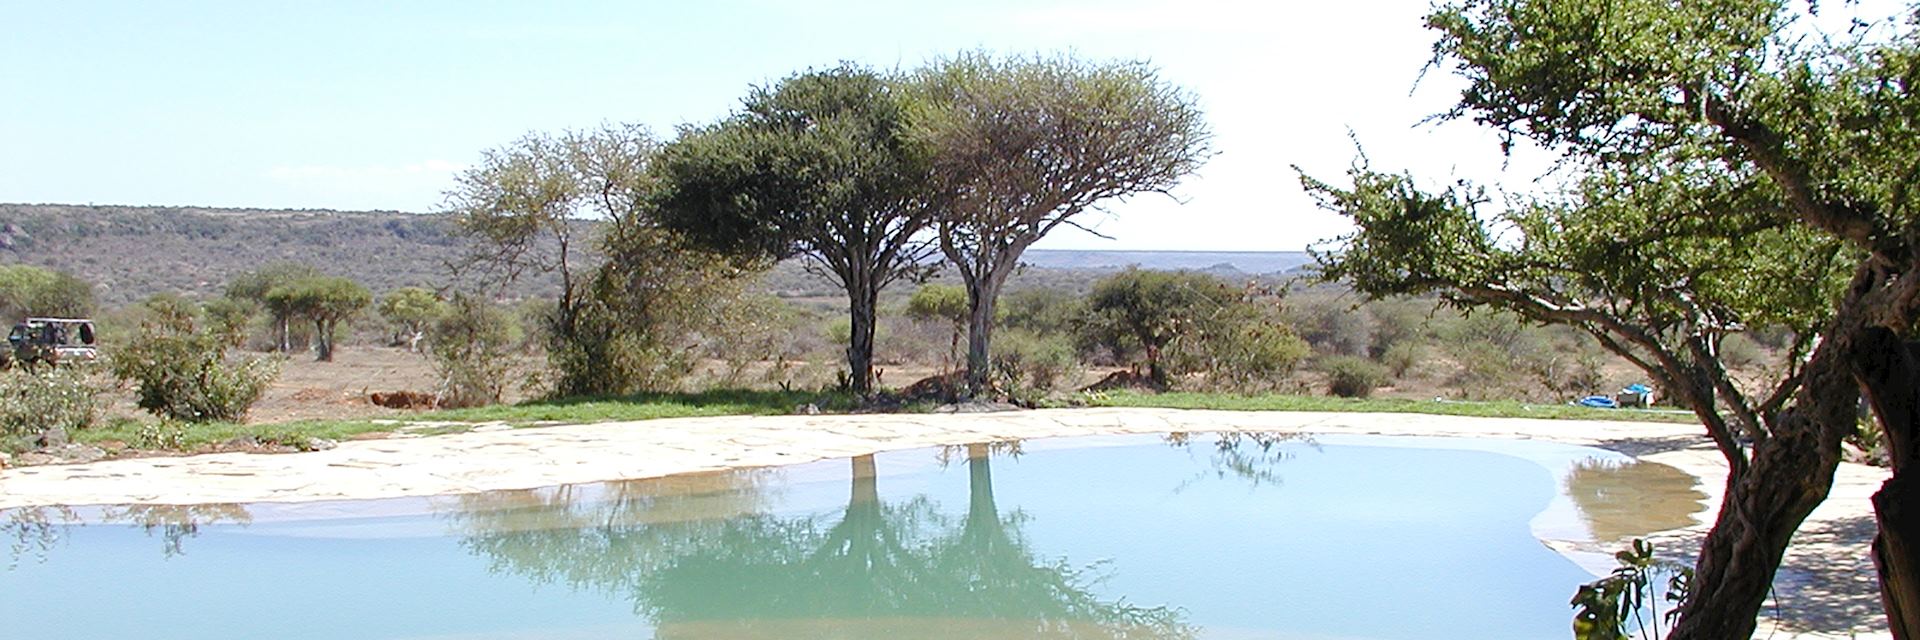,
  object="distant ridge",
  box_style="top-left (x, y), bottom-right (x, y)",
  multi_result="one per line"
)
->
top-left (0, 203), bottom-right (1313, 306)
top-left (1021, 249), bottom-right (1314, 274)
